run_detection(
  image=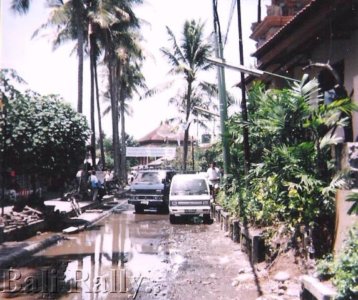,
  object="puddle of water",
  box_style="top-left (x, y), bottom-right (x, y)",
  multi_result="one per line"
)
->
top-left (1, 211), bottom-right (187, 299)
